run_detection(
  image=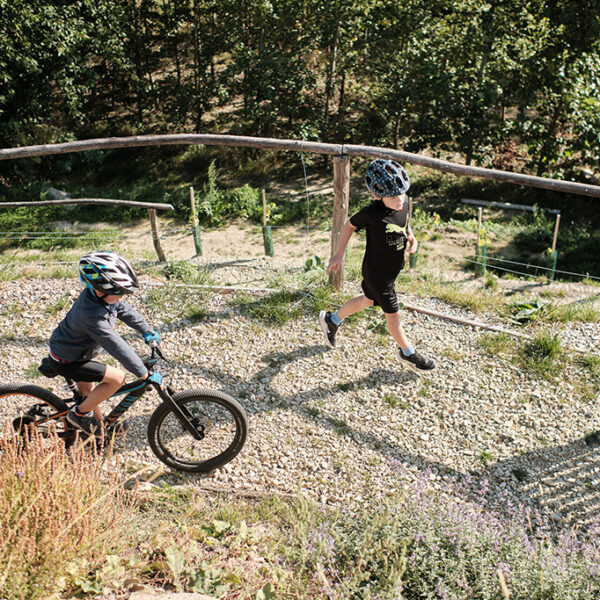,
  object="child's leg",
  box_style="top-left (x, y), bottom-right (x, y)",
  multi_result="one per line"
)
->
top-left (386, 311), bottom-right (436, 370)
top-left (77, 366), bottom-right (125, 417)
top-left (319, 294), bottom-right (374, 347)
top-left (384, 311), bottom-right (412, 350)
top-left (76, 381), bottom-right (103, 421)
top-left (336, 294), bottom-right (374, 319)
